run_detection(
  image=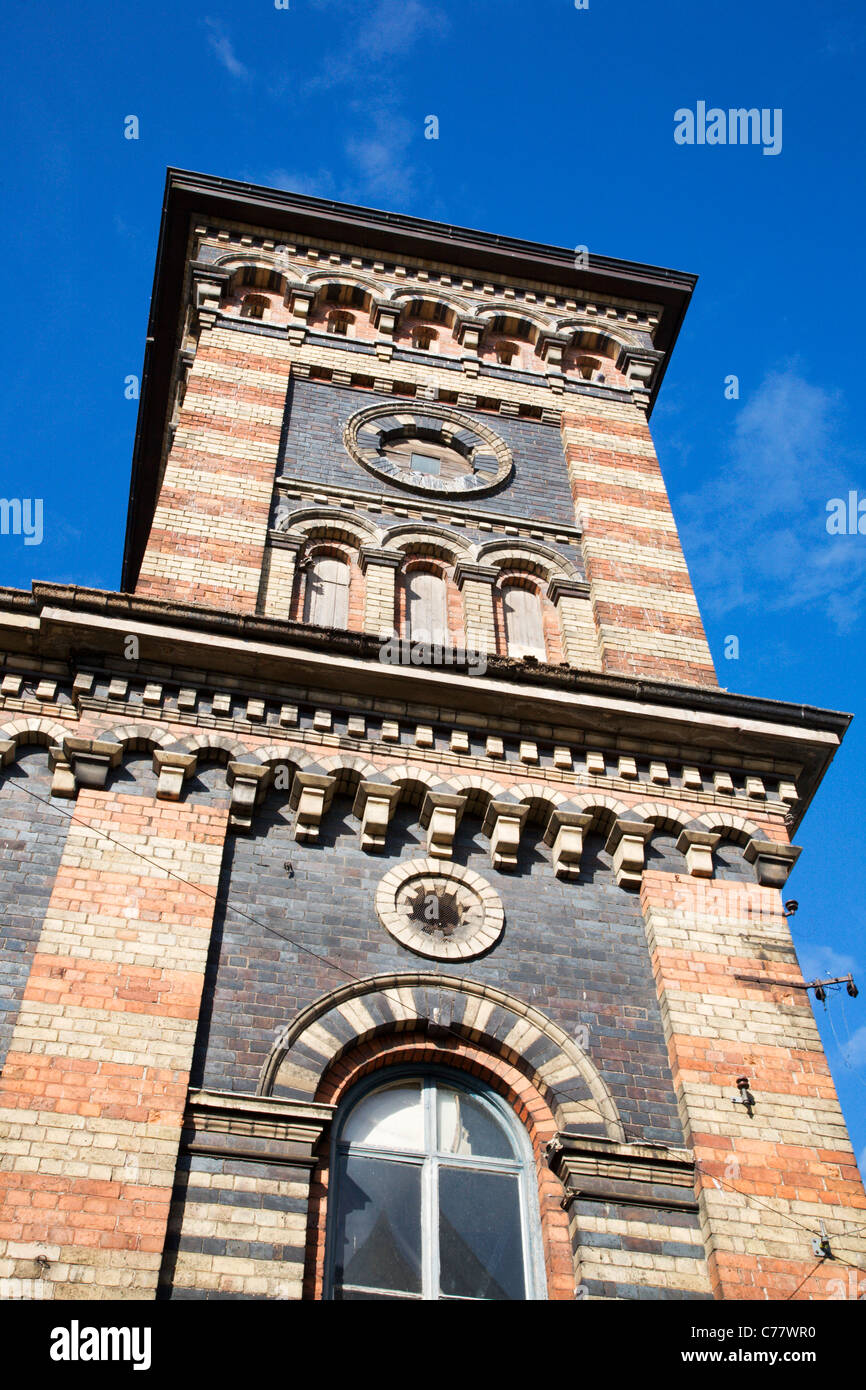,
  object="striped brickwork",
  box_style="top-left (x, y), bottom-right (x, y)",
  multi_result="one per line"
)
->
top-left (136, 332), bottom-right (292, 612)
top-left (0, 791), bottom-right (228, 1299)
top-left (640, 872), bottom-right (866, 1299)
top-left (561, 406), bottom-right (717, 687)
